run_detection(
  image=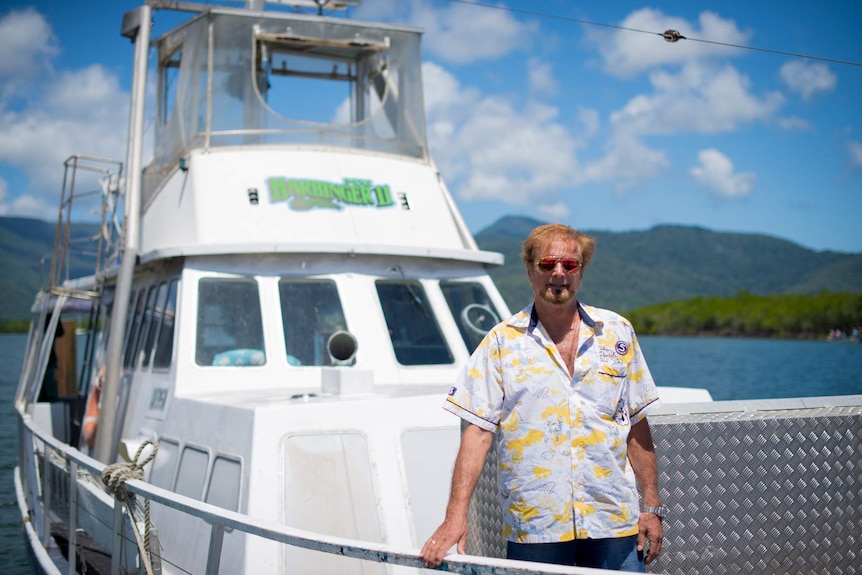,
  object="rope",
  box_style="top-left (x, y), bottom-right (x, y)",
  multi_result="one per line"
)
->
top-left (101, 440), bottom-right (159, 575)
